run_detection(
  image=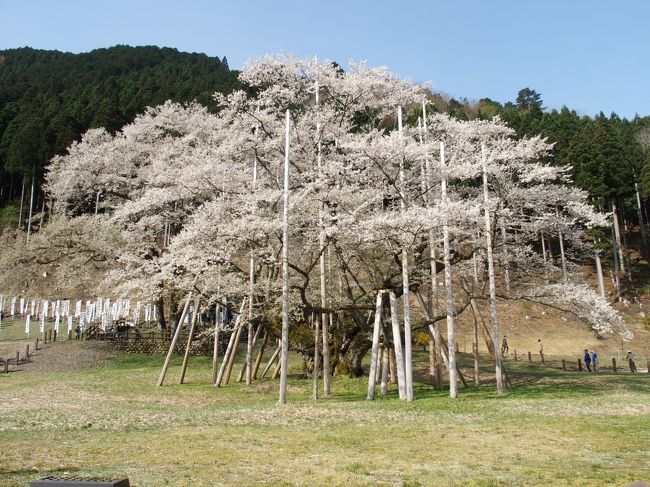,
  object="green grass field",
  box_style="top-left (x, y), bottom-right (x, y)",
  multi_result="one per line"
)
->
top-left (0, 342), bottom-right (649, 487)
